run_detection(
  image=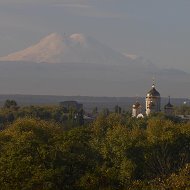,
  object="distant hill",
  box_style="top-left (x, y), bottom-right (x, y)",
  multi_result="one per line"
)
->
top-left (0, 94), bottom-right (186, 112)
top-left (0, 60), bottom-right (189, 97)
